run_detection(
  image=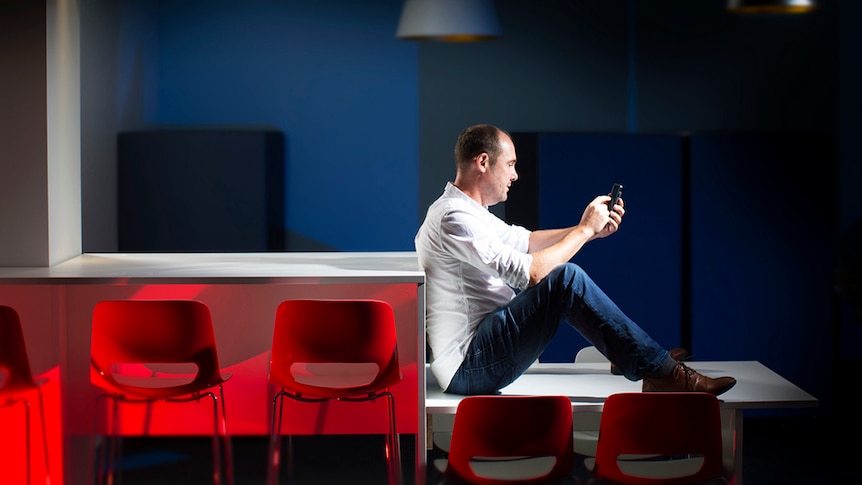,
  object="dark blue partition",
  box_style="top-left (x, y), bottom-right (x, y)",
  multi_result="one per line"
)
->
top-left (510, 130), bottom-right (836, 414)
top-left (508, 133), bottom-right (684, 362)
top-left (689, 132), bottom-right (835, 413)
top-left (118, 130), bottom-right (285, 252)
